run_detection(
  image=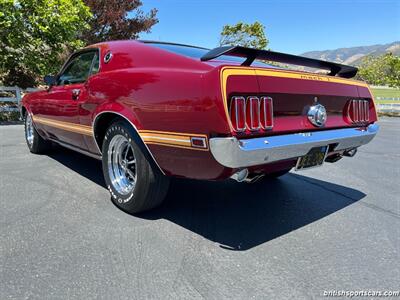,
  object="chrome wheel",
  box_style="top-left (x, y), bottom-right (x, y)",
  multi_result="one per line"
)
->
top-left (25, 114), bottom-right (34, 146)
top-left (107, 134), bottom-right (137, 195)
